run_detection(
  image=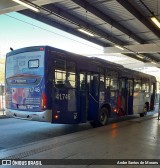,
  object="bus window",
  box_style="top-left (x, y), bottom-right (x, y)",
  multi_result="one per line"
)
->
top-left (87, 74), bottom-right (91, 90)
top-left (134, 80), bottom-right (141, 92)
top-left (106, 71), bottom-right (118, 90)
top-left (142, 82), bottom-right (149, 92)
top-left (54, 59), bottom-right (66, 88)
top-left (66, 62), bottom-right (76, 88)
top-left (80, 73), bottom-right (85, 90)
top-left (105, 77), bottom-right (110, 88)
top-left (151, 84), bottom-right (153, 94)
top-left (87, 73), bottom-right (99, 96)
top-left (28, 59), bottom-right (39, 68)
top-left (54, 60), bottom-right (76, 88)
top-left (110, 79), bottom-right (118, 90)
top-left (127, 80), bottom-right (133, 96)
top-left (100, 75), bottom-right (105, 91)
